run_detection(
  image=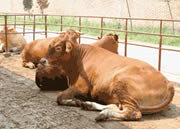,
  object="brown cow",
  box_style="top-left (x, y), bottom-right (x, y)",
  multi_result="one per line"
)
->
top-left (22, 37), bottom-right (56, 69)
top-left (39, 38), bottom-right (174, 121)
top-left (35, 33), bottom-right (119, 90)
top-left (0, 27), bottom-right (27, 53)
top-left (92, 33), bottom-right (119, 54)
top-left (21, 29), bottom-right (80, 69)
